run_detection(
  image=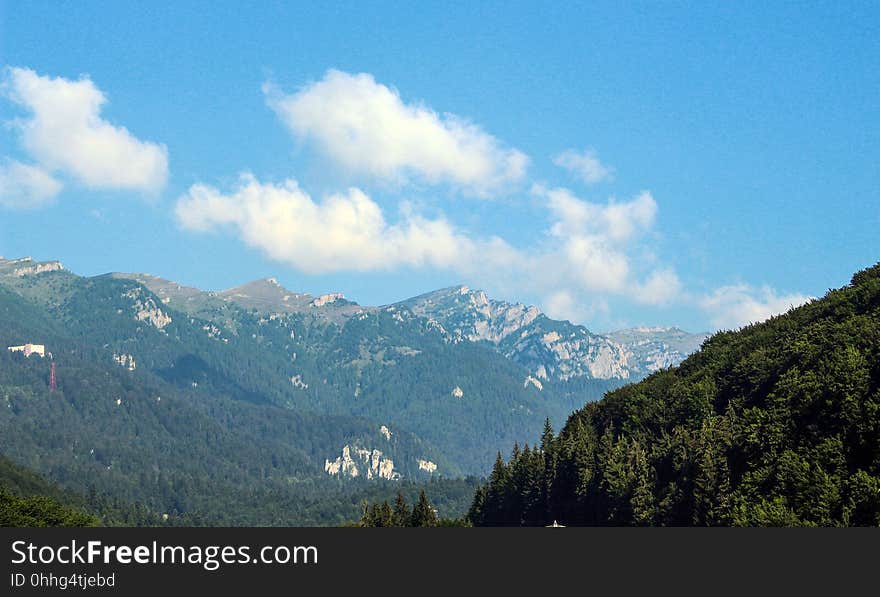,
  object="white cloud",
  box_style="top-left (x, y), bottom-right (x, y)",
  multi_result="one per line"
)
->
top-left (448, 184), bottom-right (678, 321)
top-left (559, 234), bottom-right (630, 293)
top-left (264, 70), bottom-right (527, 196)
top-left (533, 185), bottom-right (667, 296)
top-left (3, 67), bottom-right (168, 192)
top-left (176, 175), bottom-right (681, 326)
top-left (175, 174), bottom-right (471, 274)
top-left (699, 284), bottom-right (812, 330)
top-left (543, 186), bottom-right (656, 243)
top-left (553, 149), bottom-right (613, 184)
top-left (633, 268), bottom-right (683, 306)
top-left (543, 290), bottom-right (609, 324)
top-left (0, 159), bottom-right (62, 209)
